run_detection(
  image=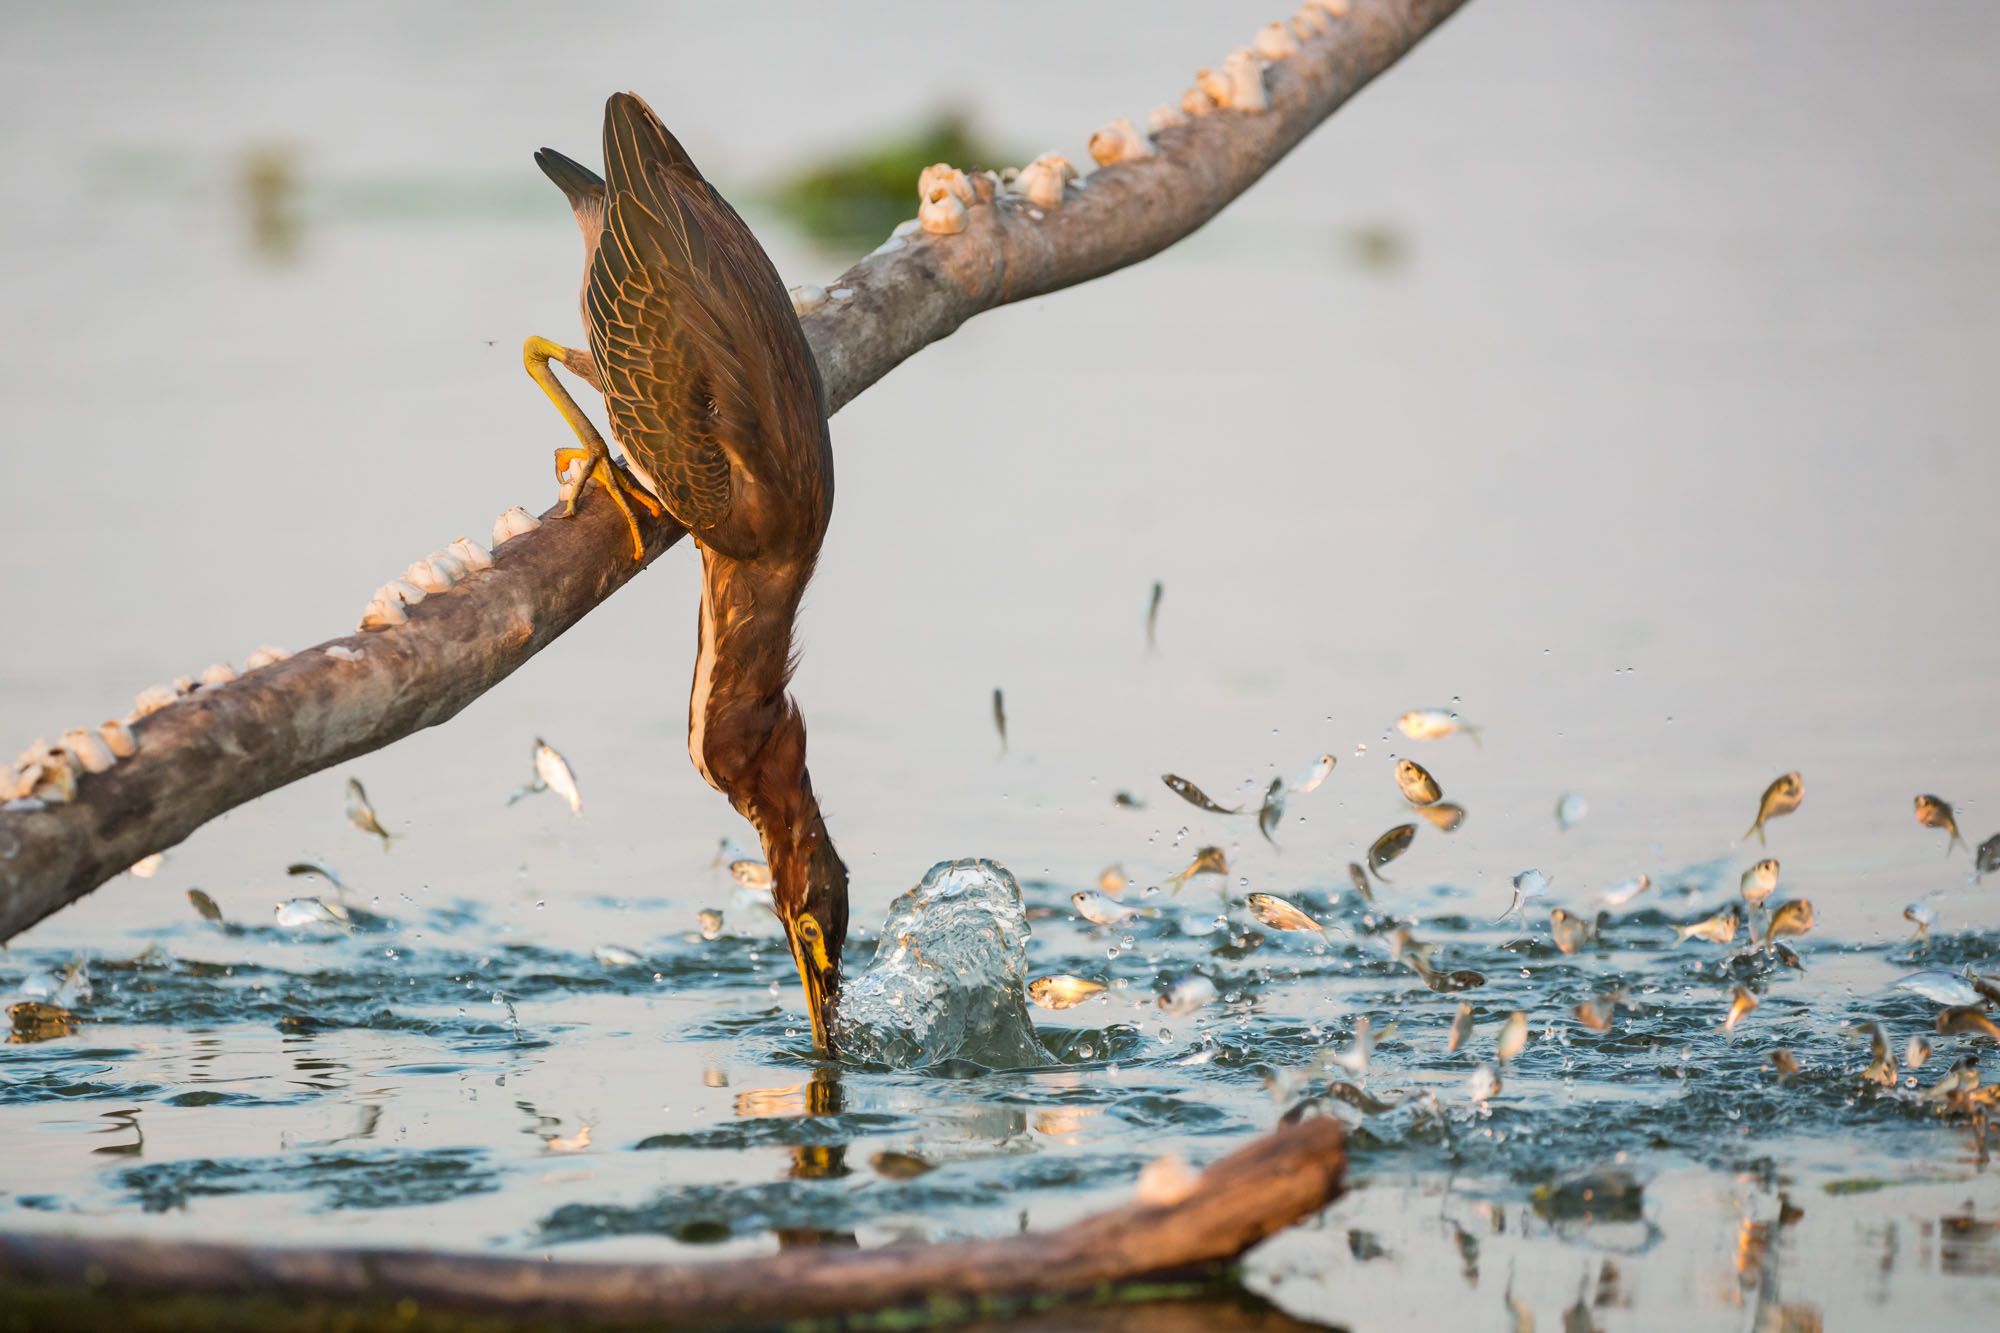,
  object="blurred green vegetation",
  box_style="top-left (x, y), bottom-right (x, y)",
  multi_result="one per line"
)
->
top-left (768, 110), bottom-right (1015, 248)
